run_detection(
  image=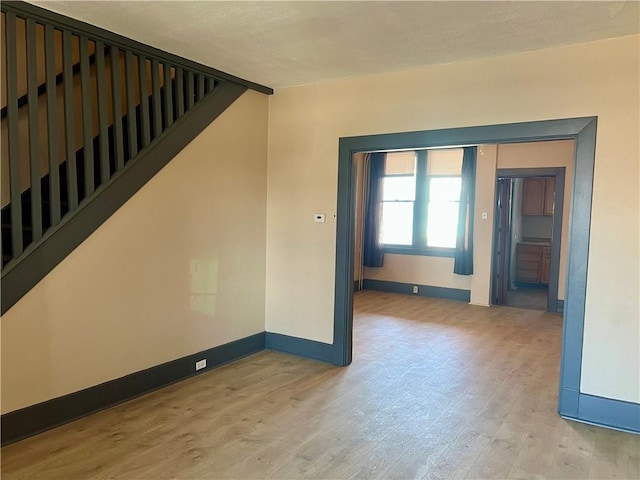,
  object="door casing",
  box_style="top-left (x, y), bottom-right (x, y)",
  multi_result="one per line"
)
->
top-left (493, 167), bottom-right (566, 313)
top-left (332, 116), bottom-right (596, 421)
